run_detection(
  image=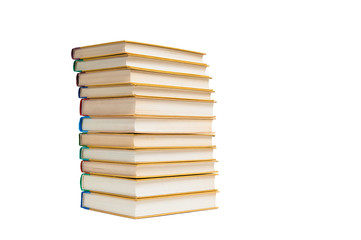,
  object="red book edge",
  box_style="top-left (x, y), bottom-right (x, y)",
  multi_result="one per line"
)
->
top-left (72, 47), bottom-right (80, 60)
top-left (79, 99), bottom-right (88, 116)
